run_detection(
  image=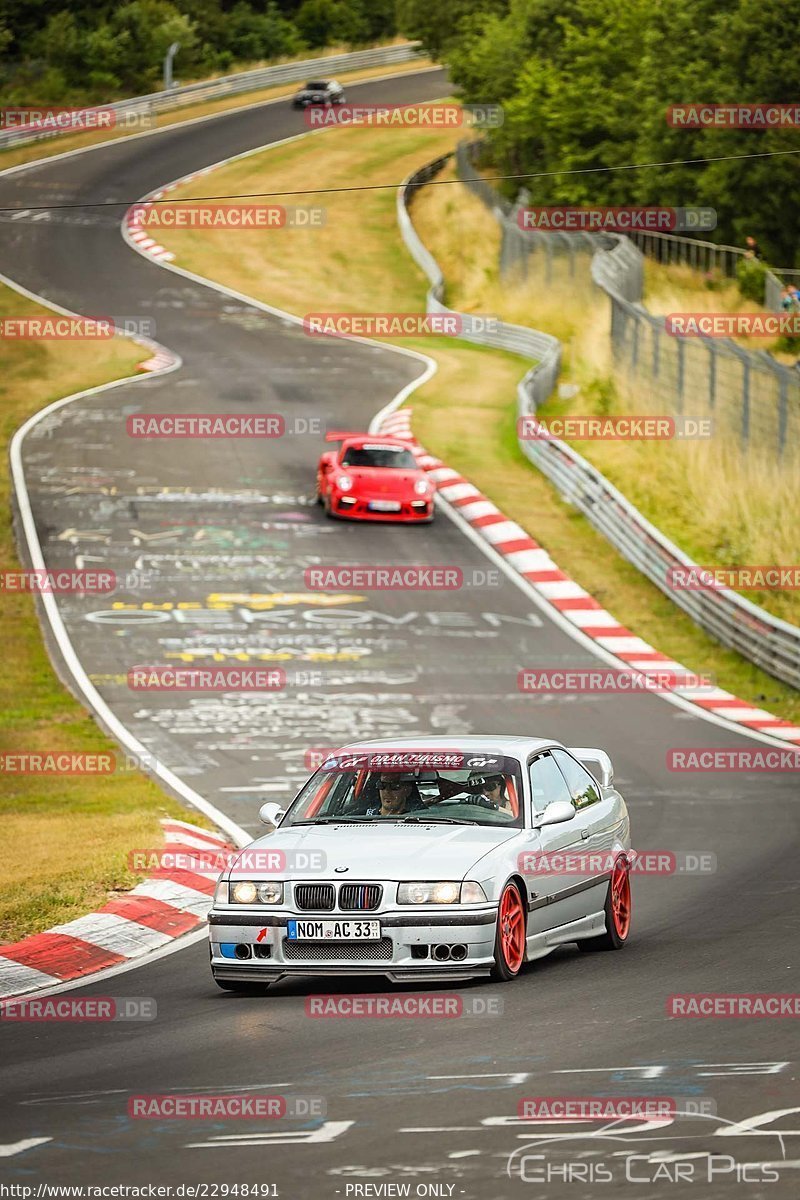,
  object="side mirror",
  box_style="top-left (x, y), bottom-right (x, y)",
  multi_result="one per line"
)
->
top-left (533, 799), bottom-right (576, 828)
top-left (259, 802), bottom-right (286, 826)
